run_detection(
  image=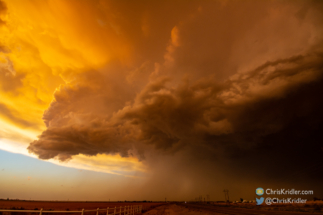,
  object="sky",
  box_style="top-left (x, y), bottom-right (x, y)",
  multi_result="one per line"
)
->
top-left (0, 0), bottom-right (323, 201)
